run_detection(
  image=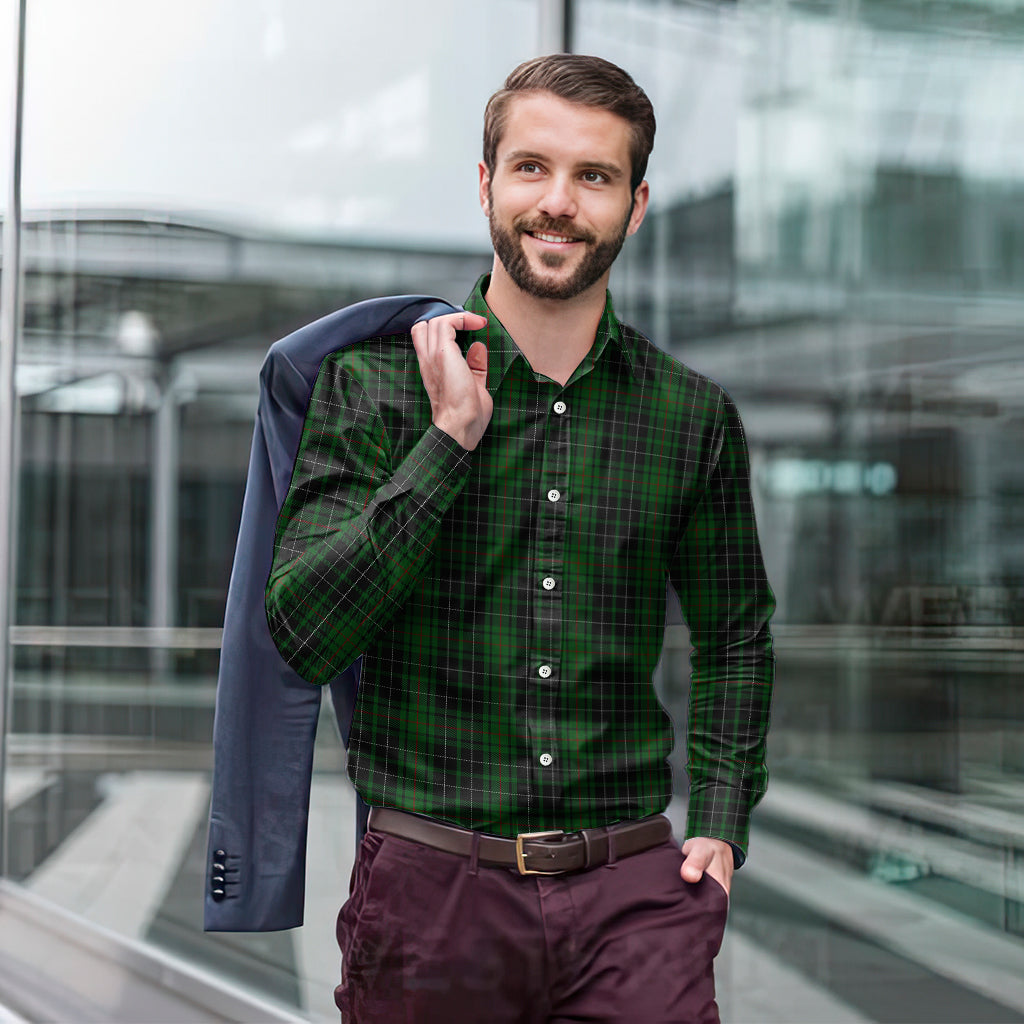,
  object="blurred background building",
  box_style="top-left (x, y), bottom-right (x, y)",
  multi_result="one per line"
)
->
top-left (1, 0), bottom-right (1023, 1021)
